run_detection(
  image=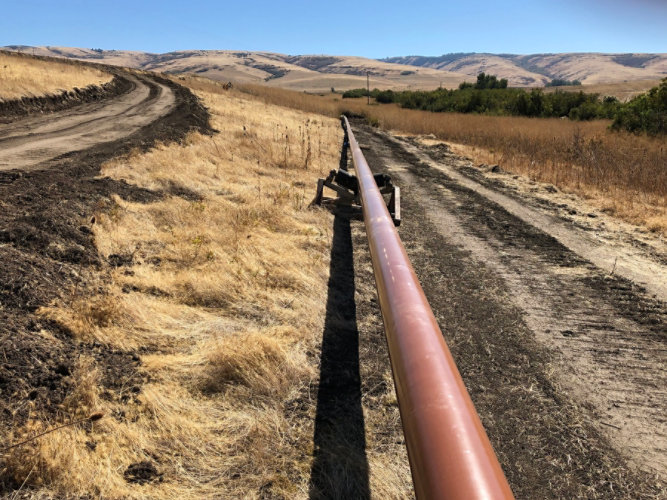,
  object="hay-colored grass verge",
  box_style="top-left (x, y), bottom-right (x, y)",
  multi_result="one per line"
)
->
top-left (0, 52), bottom-right (112, 100)
top-left (2, 79), bottom-right (411, 498)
